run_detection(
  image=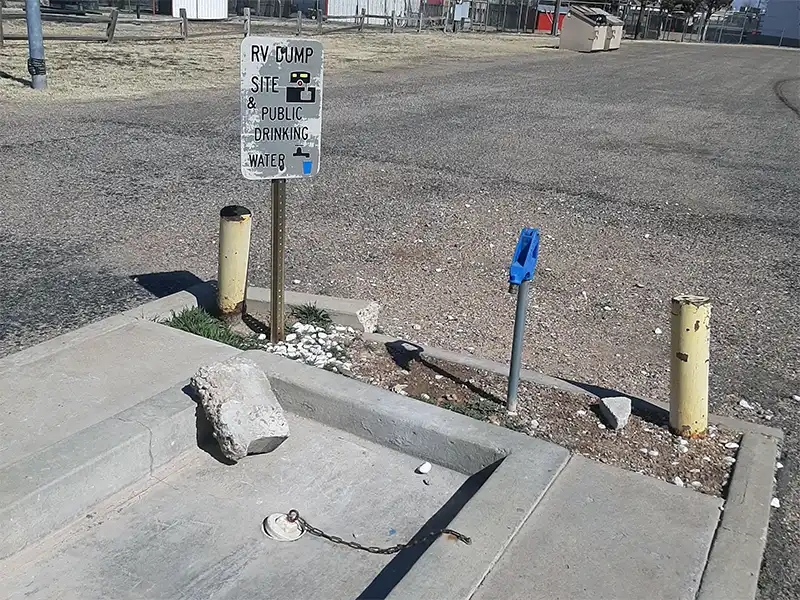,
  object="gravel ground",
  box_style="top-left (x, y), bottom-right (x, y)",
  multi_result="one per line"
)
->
top-left (0, 42), bottom-right (797, 598)
top-left (0, 25), bottom-right (554, 101)
top-left (347, 337), bottom-right (741, 498)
